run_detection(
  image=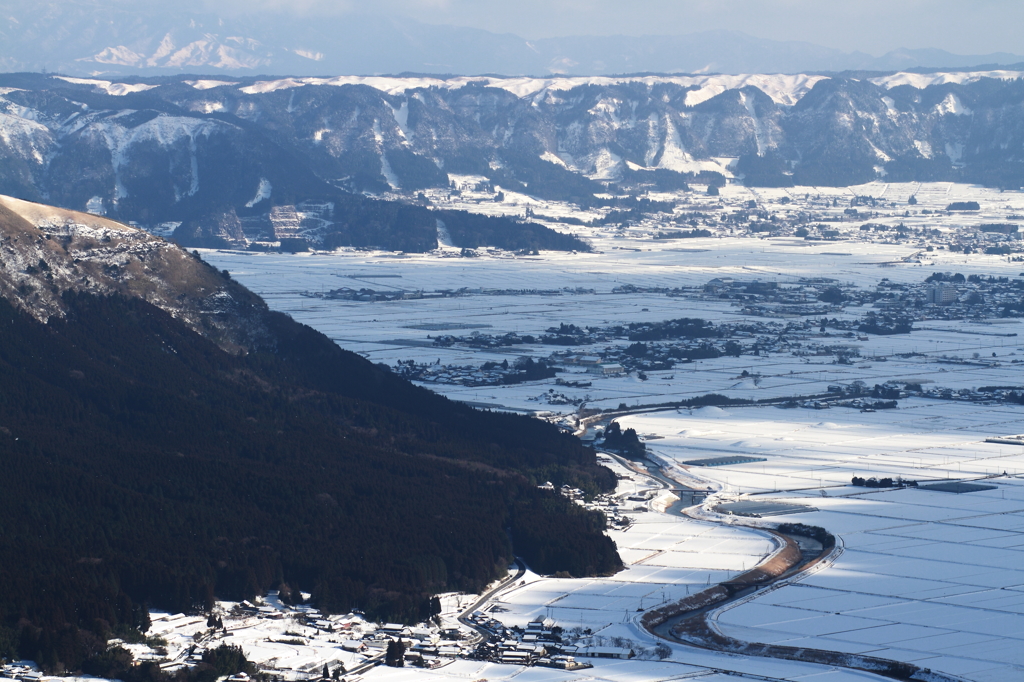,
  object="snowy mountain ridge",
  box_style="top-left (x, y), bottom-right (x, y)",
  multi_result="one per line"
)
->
top-left (55, 69), bottom-right (1024, 105)
top-left (235, 73), bottom-right (833, 107)
top-left (3, 69), bottom-right (1024, 232)
top-left (0, 193), bottom-right (272, 352)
